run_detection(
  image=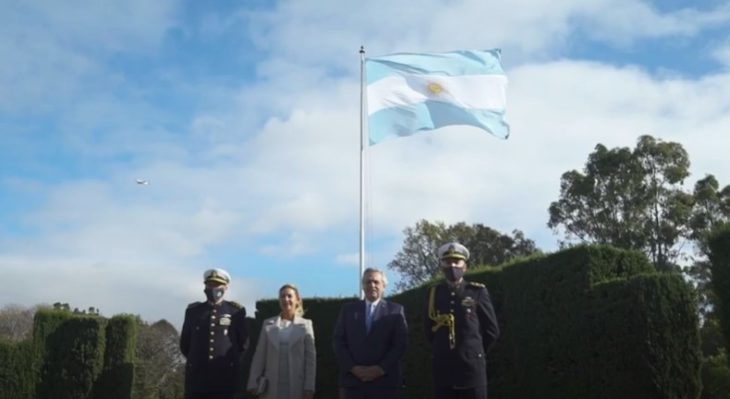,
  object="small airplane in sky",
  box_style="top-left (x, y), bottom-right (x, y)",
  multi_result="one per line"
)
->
top-left (136, 179), bottom-right (150, 185)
